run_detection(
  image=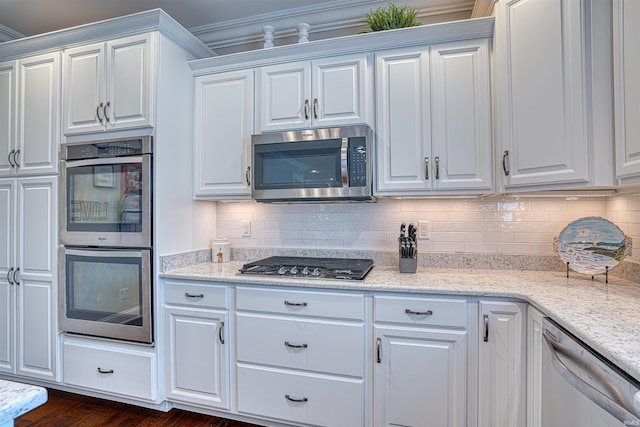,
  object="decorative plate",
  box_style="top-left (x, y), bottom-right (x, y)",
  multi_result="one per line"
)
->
top-left (554, 217), bottom-right (632, 275)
